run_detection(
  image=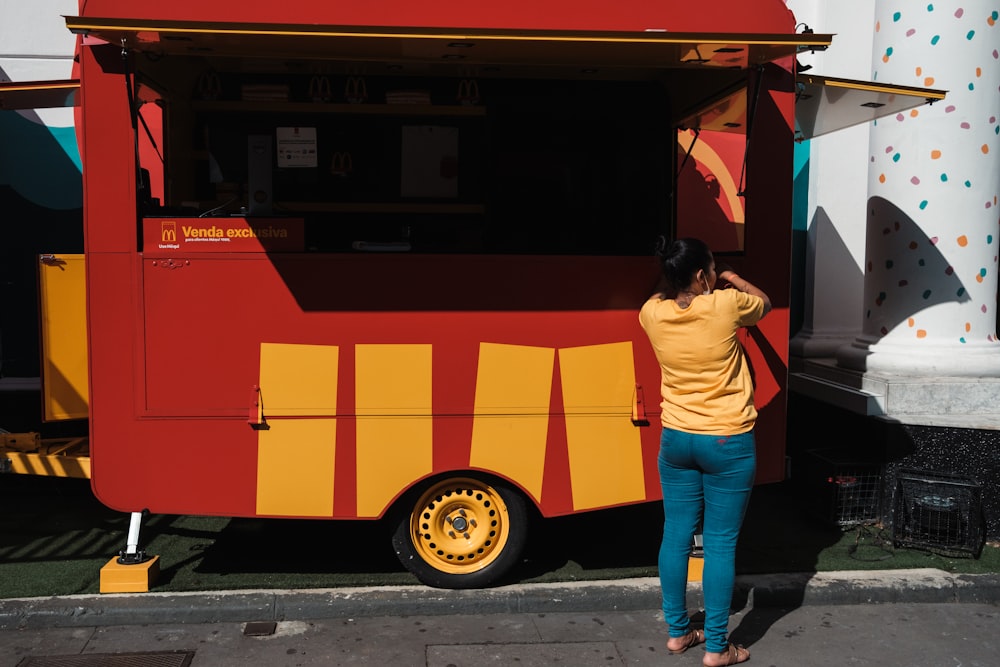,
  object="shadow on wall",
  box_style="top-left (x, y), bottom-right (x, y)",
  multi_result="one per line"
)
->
top-left (676, 149), bottom-right (742, 252)
top-left (838, 195), bottom-right (971, 371)
top-left (791, 204), bottom-right (865, 349)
